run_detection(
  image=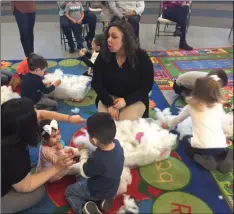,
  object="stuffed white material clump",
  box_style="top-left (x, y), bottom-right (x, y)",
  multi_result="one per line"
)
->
top-left (155, 107), bottom-right (233, 141)
top-left (44, 69), bottom-right (91, 100)
top-left (1, 86), bottom-right (20, 105)
top-left (117, 167), bottom-right (132, 195)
